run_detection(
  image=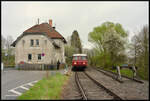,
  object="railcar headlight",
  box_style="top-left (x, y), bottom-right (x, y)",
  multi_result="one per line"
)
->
top-left (83, 62), bottom-right (85, 64)
top-left (74, 62), bottom-right (77, 64)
